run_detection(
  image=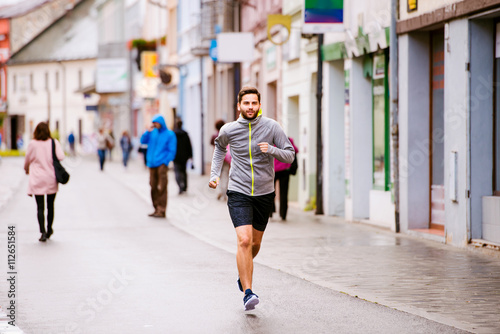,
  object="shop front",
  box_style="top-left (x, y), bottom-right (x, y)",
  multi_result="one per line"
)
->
top-left (323, 27), bottom-right (395, 229)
